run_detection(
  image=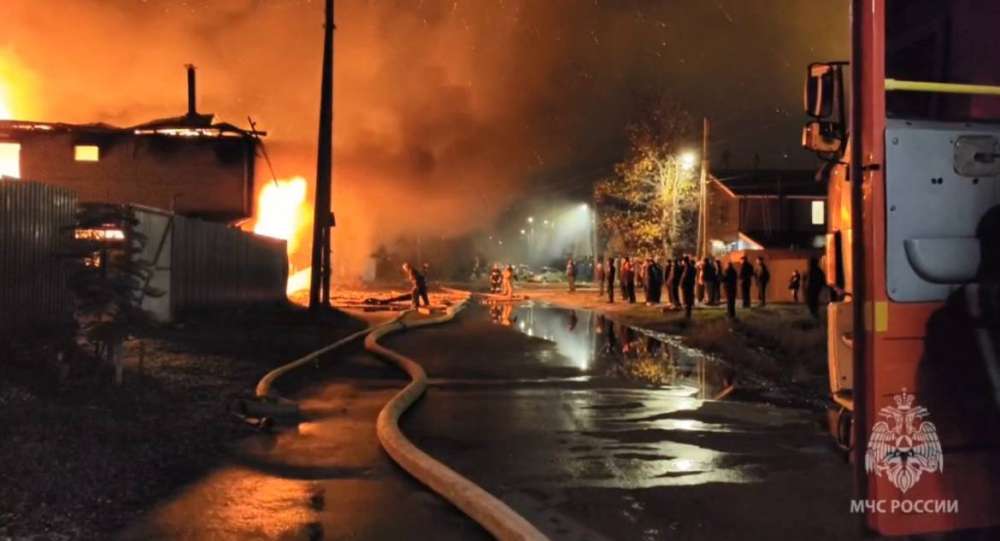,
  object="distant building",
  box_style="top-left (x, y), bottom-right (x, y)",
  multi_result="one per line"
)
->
top-left (0, 66), bottom-right (262, 222)
top-left (706, 169), bottom-right (827, 255)
top-left (707, 169), bottom-right (826, 303)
